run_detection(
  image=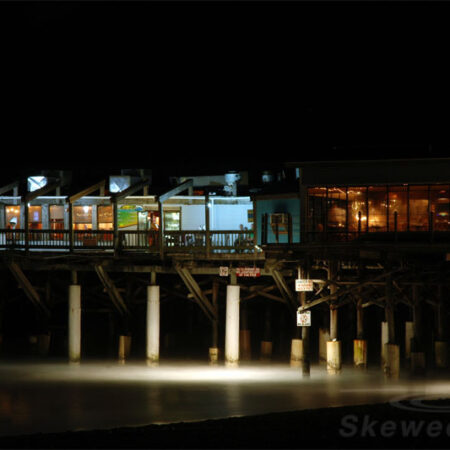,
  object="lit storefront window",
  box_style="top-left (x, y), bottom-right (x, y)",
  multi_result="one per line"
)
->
top-left (28, 206), bottom-right (42, 230)
top-left (50, 205), bottom-right (64, 231)
top-left (430, 185), bottom-right (449, 232)
top-left (368, 186), bottom-right (388, 232)
top-left (73, 206), bottom-right (93, 230)
top-left (164, 211), bottom-right (181, 231)
top-left (409, 186), bottom-right (429, 231)
top-left (307, 187), bottom-right (326, 235)
top-left (327, 187), bottom-right (346, 239)
top-left (347, 187), bottom-right (367, 233)
top-left (98, 206), bottom-right (113, 231)
top-left (388, 186), bottom-right (407, 232)
top-left (6, 205), bottom-right (21, 228)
